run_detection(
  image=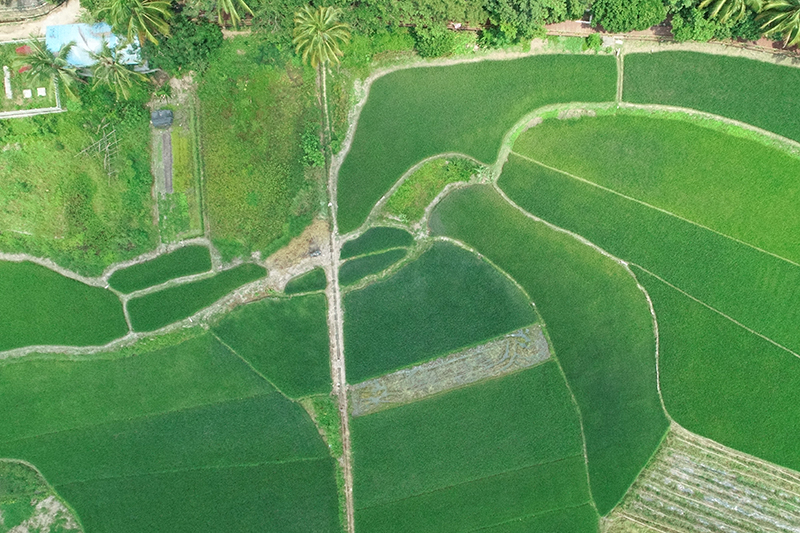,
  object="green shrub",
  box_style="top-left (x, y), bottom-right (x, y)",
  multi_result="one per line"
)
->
top-left (591, 0), bottom-right (667, 32)
top-left (413, 28), bottom-right (456, 57)
top-left (143, 15), bottom-right (223, 75)
top-left (301, 121), bottom-right (325, 168)
top-left (584, 32), bottom-right (603, 50)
